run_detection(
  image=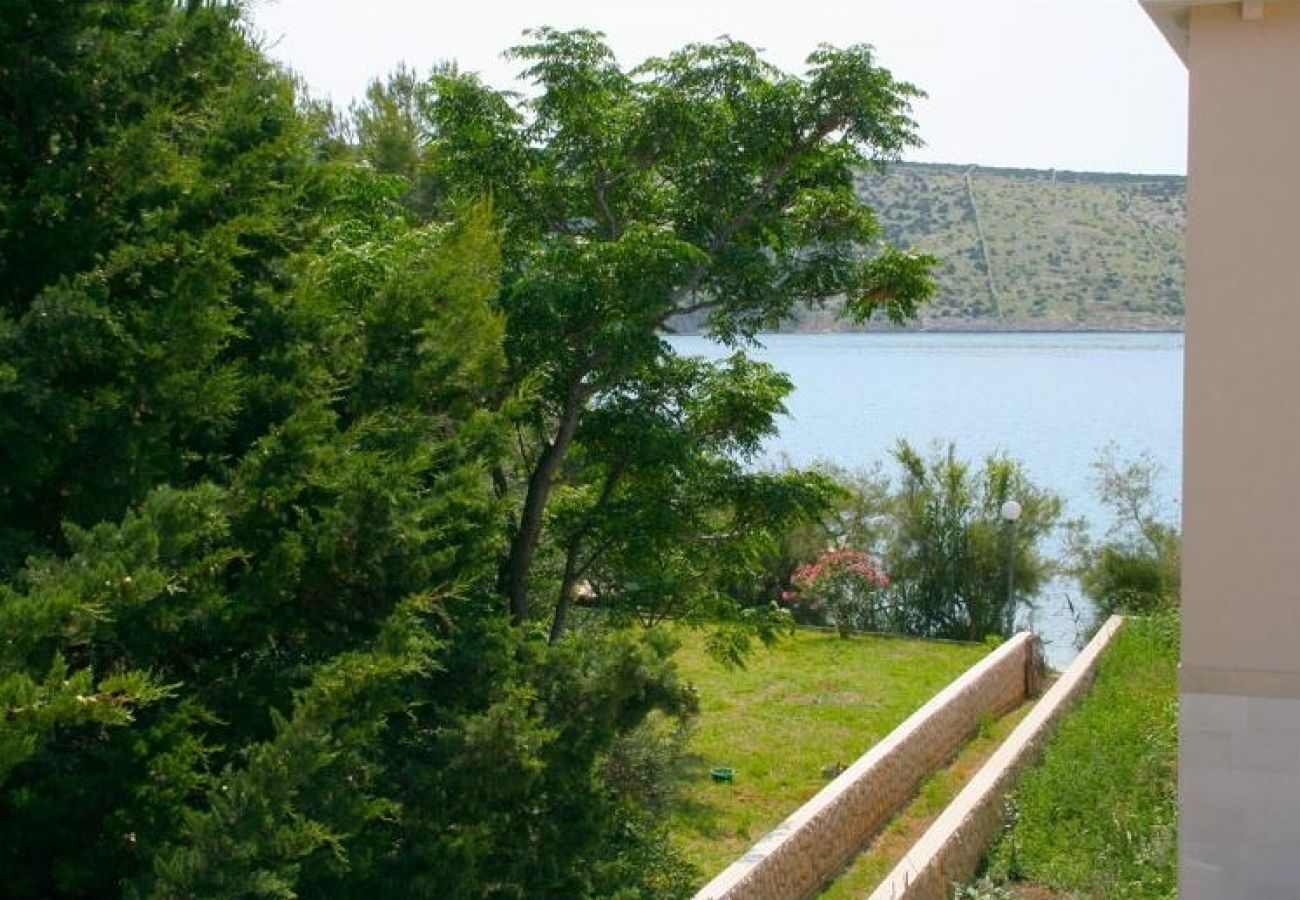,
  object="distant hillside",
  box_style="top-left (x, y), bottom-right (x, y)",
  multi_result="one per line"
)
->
top-left (788, 162), bottom-right (1185, 332)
